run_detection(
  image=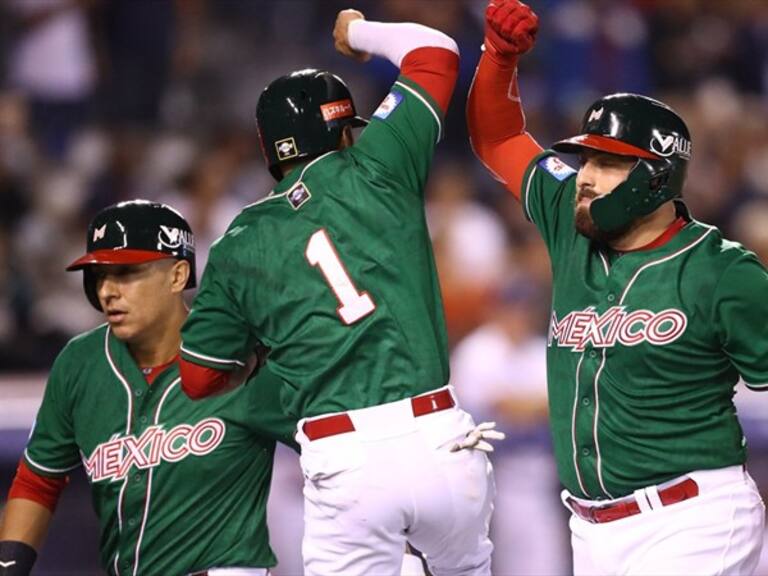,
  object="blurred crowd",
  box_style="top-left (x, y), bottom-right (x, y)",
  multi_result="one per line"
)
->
top-left (0, 0), bottom-right (767, 573)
